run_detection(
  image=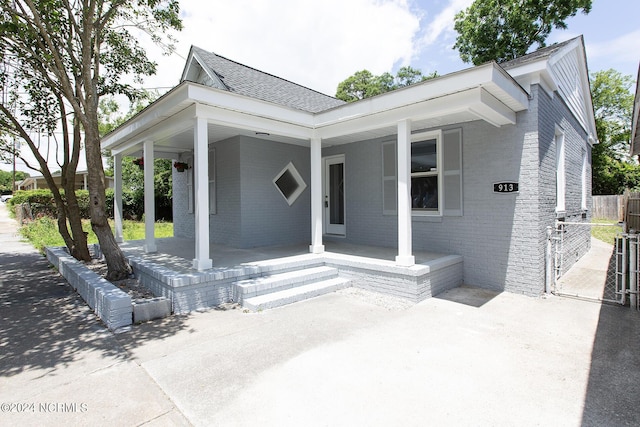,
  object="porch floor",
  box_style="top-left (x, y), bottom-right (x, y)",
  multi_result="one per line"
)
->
top-left (118, 237), bottom-right (448, 272)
